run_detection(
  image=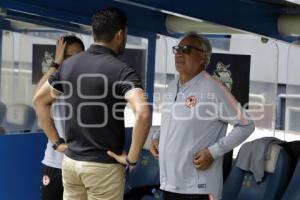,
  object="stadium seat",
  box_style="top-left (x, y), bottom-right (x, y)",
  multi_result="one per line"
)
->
top-left (281, 158), bottom-right (300, 200)
top-left (124, 127), bottom-right (160, 200)
top-left (222, 144), bottom-right (291, 200)
top-left (2, 104), bottom-right (36, 133)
